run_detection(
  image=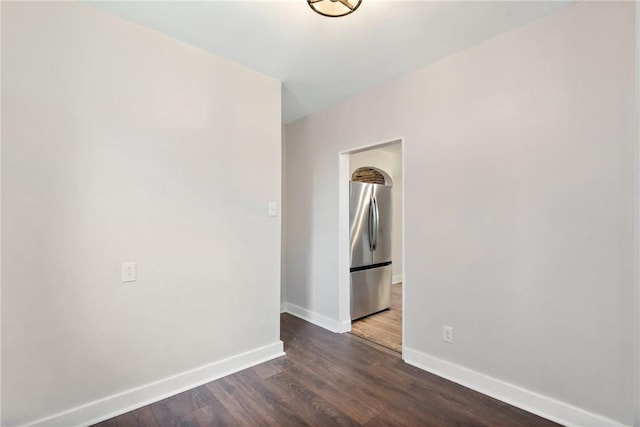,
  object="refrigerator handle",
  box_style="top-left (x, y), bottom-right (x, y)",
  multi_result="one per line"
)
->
top-left (368, 197), bottom-right (374, 251)
top-left (373, 196), bottom-right (379, 251)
